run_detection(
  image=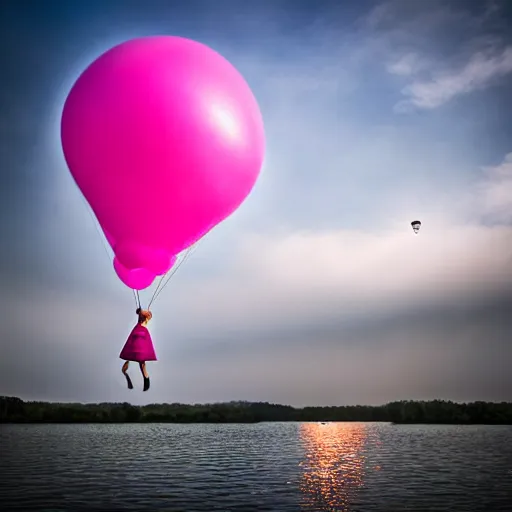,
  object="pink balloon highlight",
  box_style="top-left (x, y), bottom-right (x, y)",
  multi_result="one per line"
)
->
top-left (61, 36), bottom-right (265, 289)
